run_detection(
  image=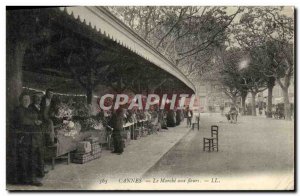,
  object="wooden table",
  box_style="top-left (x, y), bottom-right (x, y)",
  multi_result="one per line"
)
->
top-left (49, 129), bottom-right (107, 169)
